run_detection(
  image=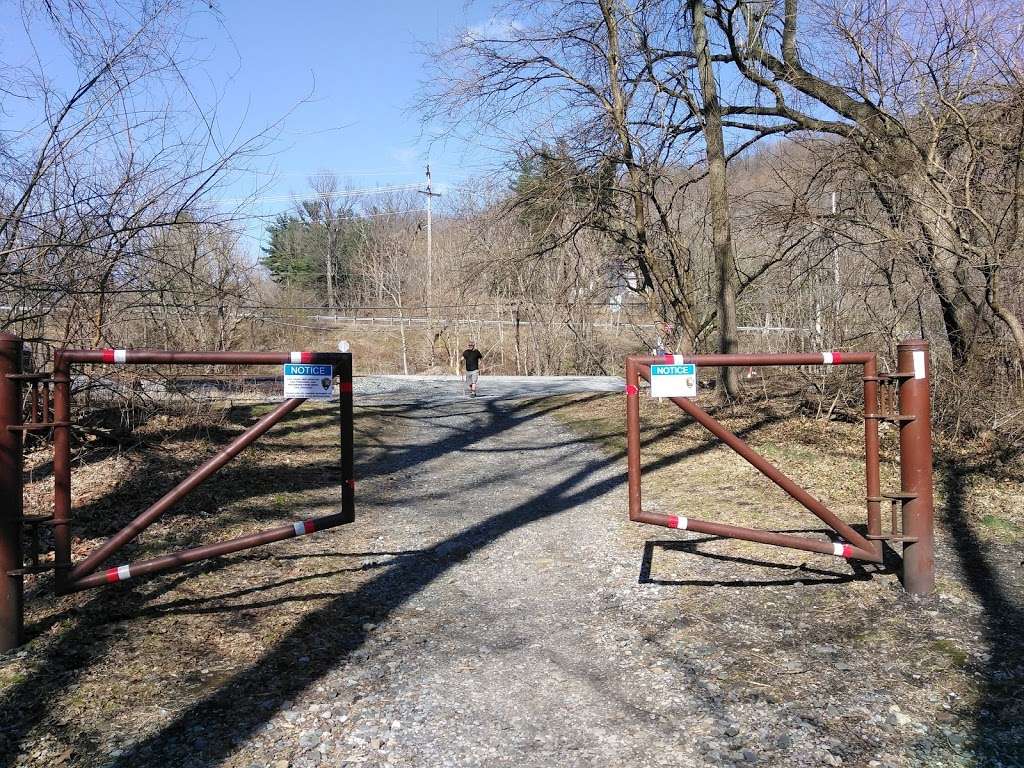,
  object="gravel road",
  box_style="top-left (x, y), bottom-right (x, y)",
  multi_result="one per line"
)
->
top-left (254, 377), bottom-right (690, 767)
